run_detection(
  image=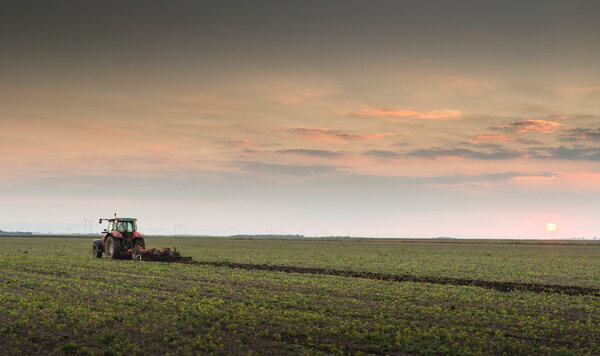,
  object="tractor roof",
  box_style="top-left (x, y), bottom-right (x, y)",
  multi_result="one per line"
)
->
top-left (99, 217), bottom-right (138, 224)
